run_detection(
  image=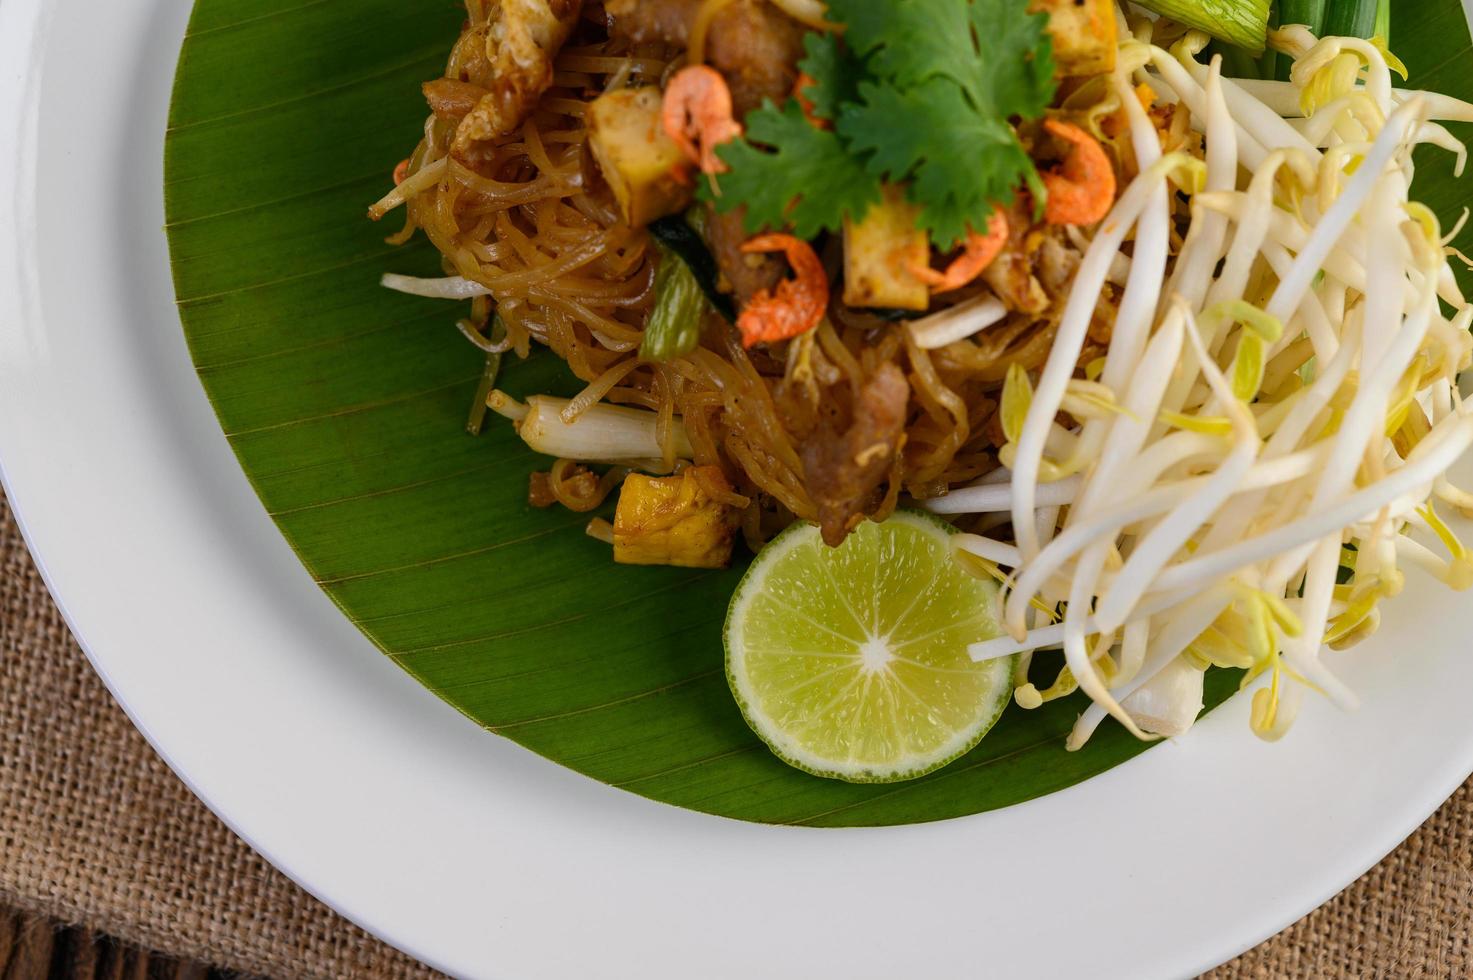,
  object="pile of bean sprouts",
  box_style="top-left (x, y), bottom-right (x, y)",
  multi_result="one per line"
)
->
top-left (931, 23), bottom-right (1473, 747)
